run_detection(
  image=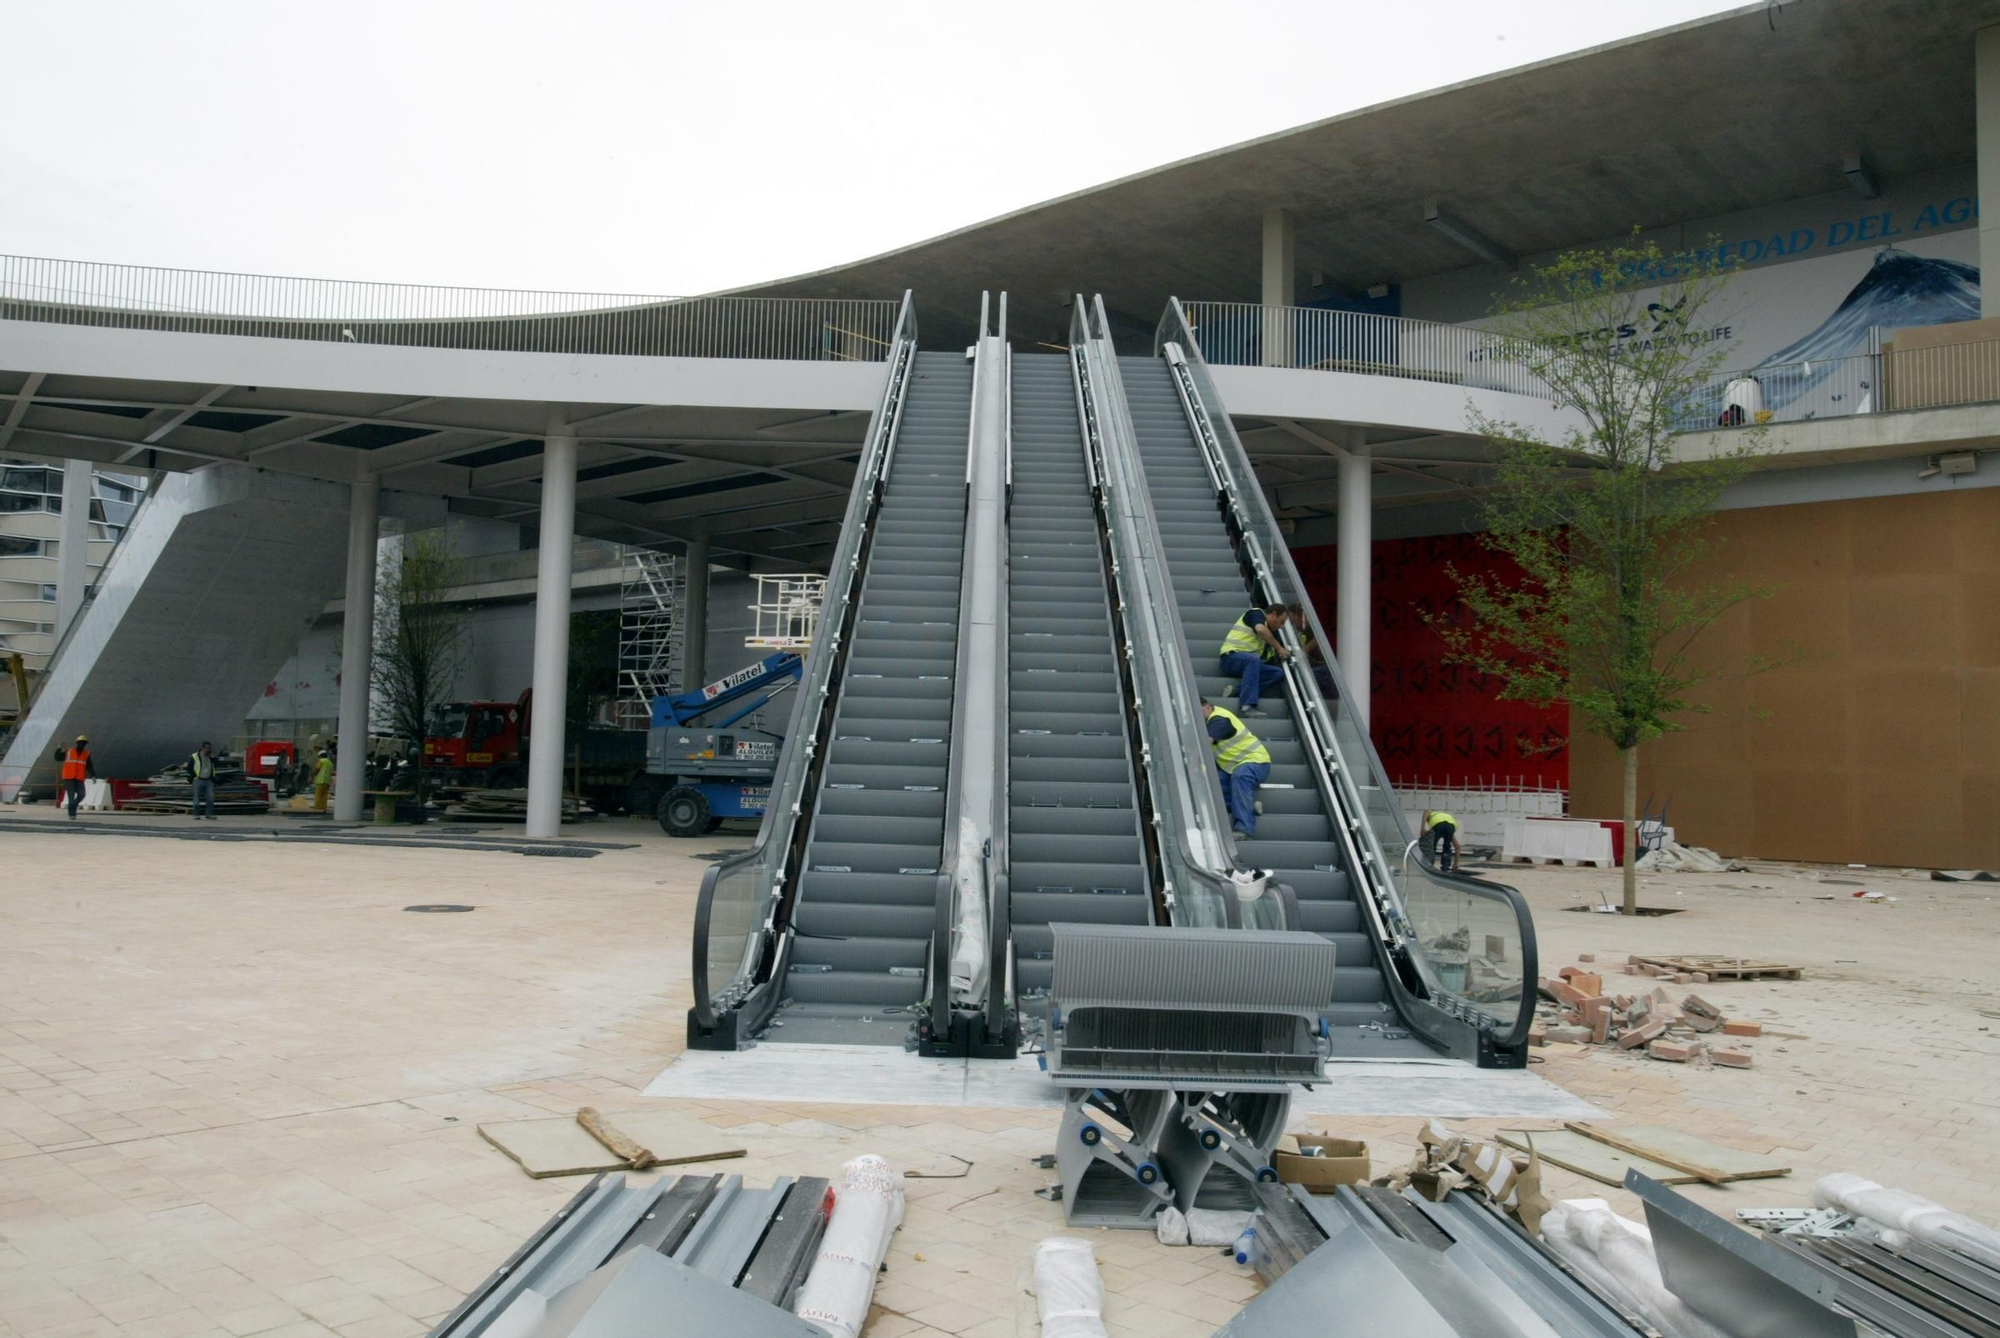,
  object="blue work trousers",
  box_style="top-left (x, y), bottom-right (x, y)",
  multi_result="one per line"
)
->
top-left (1218, 760), bottom-right (1270, 836)
top-left (1219, 652), bottom-right (1284, 710)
